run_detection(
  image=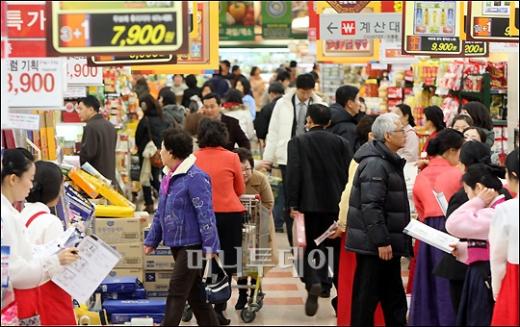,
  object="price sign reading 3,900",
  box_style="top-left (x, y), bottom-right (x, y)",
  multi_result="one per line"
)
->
top-left (49, 2), bottom-right (188, 55)
top-left (7, 59), bottom-right (64, 108)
